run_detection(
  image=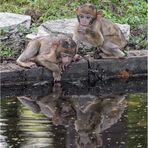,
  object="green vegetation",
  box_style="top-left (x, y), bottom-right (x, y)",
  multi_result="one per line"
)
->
top-left (0, 0), bottom-right (147, 59)
top-left (1, 0), bottom-right (147, 26)
top-left (0, 43), bottom-right (17, 57)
